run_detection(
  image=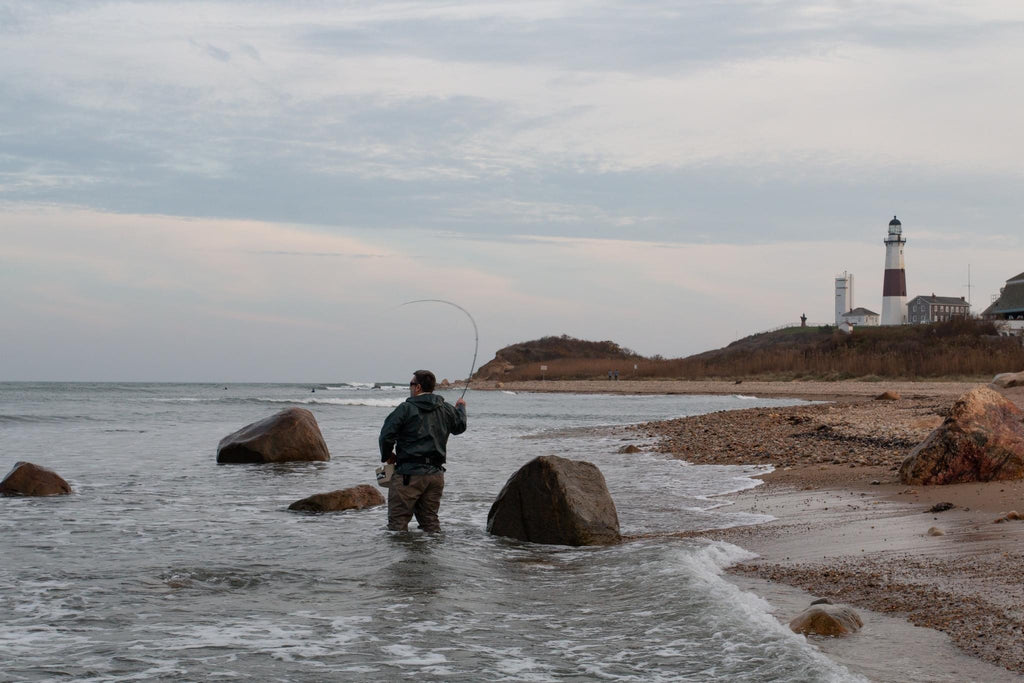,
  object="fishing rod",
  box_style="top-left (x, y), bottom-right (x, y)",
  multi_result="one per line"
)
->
top-left (398, 299), bottom-right (478, 400)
